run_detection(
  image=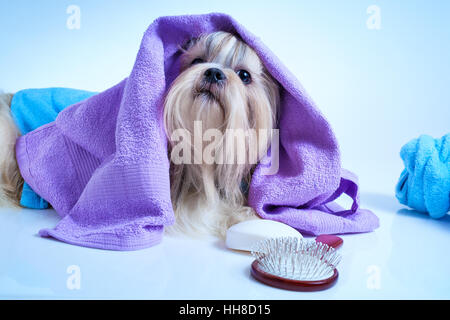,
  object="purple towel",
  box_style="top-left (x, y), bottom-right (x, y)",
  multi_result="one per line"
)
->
top-left (15, 13), bottom-right (379, 250)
